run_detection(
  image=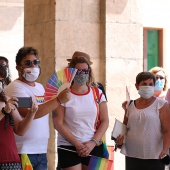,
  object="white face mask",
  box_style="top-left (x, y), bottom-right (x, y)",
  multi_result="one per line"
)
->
top-left (138, 86), bottom-right (154, 99)
top-left (0, 81), bottom-right (3, 93)
top-left (22, 68), bottom-right (40, 82)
